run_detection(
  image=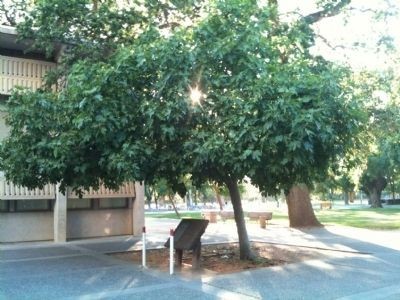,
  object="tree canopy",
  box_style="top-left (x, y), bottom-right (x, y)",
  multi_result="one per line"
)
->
top-left (0, 0), bottom-right (382, 258)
